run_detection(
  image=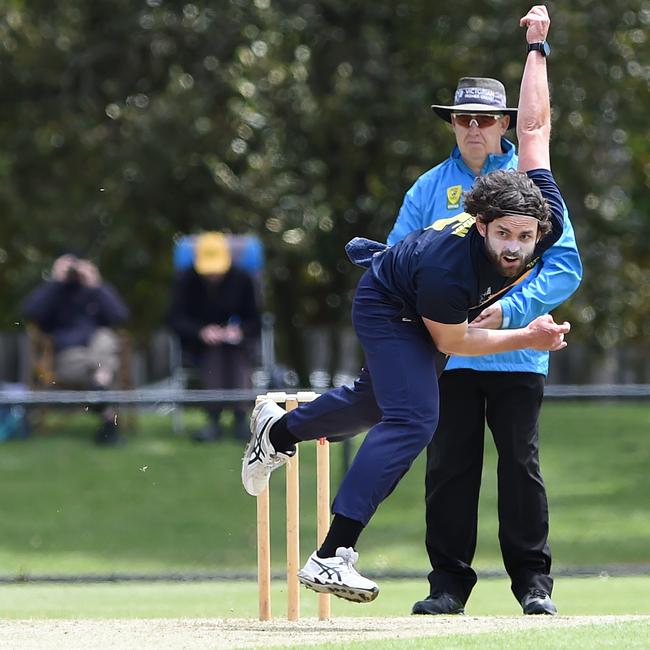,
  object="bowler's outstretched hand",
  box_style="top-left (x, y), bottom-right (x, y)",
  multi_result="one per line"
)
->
top-left (525, 314), bottom-right (570, 351)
